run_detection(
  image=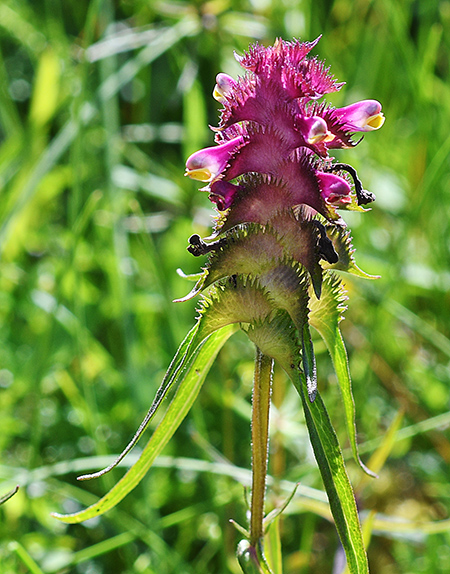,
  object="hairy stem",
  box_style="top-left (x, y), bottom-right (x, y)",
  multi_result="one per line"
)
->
top-left (250, 348), bottom-right (274, 546)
